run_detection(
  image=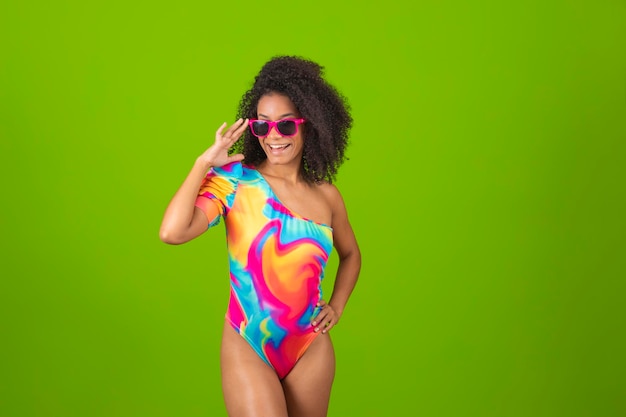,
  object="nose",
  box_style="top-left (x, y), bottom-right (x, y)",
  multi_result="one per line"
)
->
top-left (266, 124), bottom-right (282, 139)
